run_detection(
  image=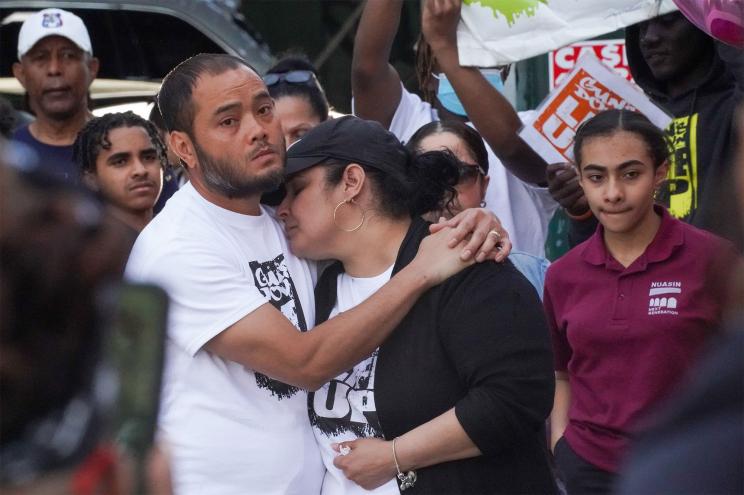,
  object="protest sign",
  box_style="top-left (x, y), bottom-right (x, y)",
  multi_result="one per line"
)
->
top-left (458, 0), bottom-right (677, 66)
top-left (549, 40), bottom-right (633, 89)
top-left (519, 54), bottom-right (672, 164)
